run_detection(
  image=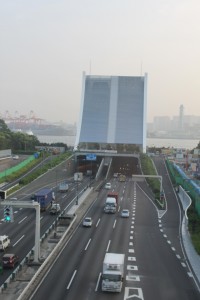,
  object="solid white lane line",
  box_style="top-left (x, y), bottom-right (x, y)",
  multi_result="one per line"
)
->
top-left (95, 272), bottom-right (102, 291)
top-left (106, 240), bottom-right (111, 252)
top-left (96, 218), bottom-right (101, 227)
top-left (18, 216), bottom-right (27, 224)
top-left (66, 270), bottom-right (77, 290)
top-left (113, 219), bottom-right (117, 228)
top-left (13, 235), bottom-right (25, 247)
top-left (85, 238), bottom-right (91, 250)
